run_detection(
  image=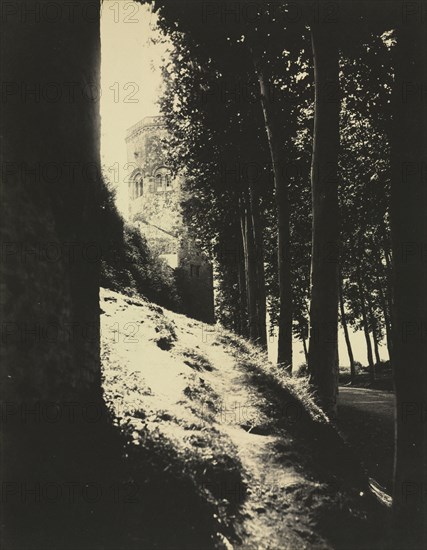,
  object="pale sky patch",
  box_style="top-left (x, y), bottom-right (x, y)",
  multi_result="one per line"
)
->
top-left (100, 0), bottom-right (171, 214)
